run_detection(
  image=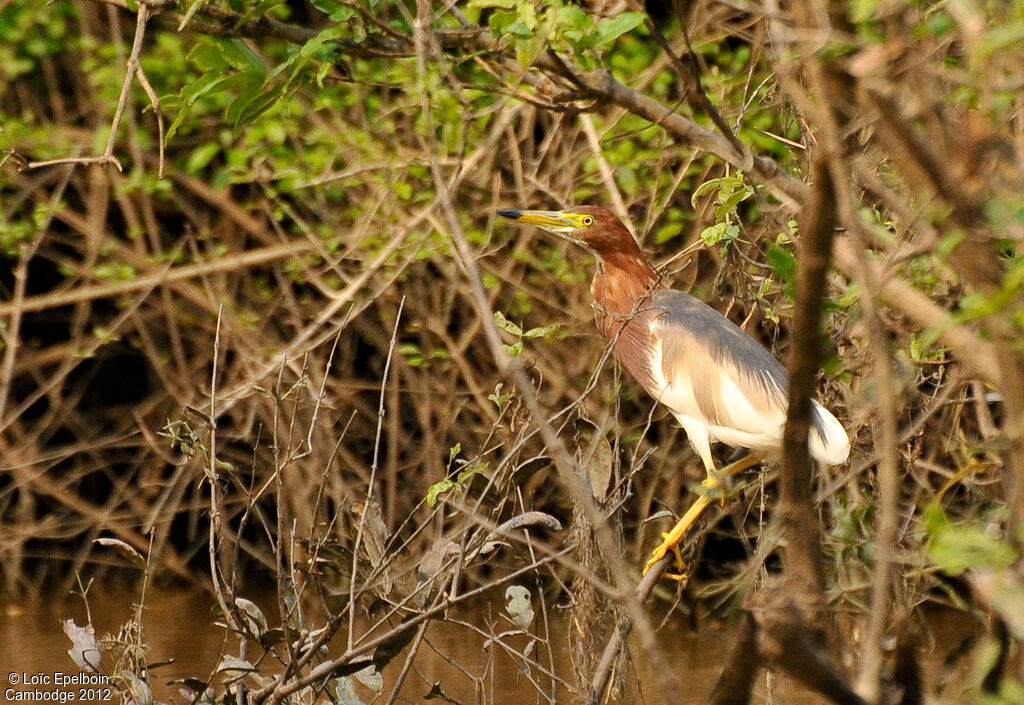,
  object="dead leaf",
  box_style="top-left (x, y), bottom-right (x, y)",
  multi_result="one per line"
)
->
top-left (63, 619), bottom-right (103, 672)
top-left (93, 537), bottom-right (146, 569)
top-left (504, 585), bottom-right (534, 629)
